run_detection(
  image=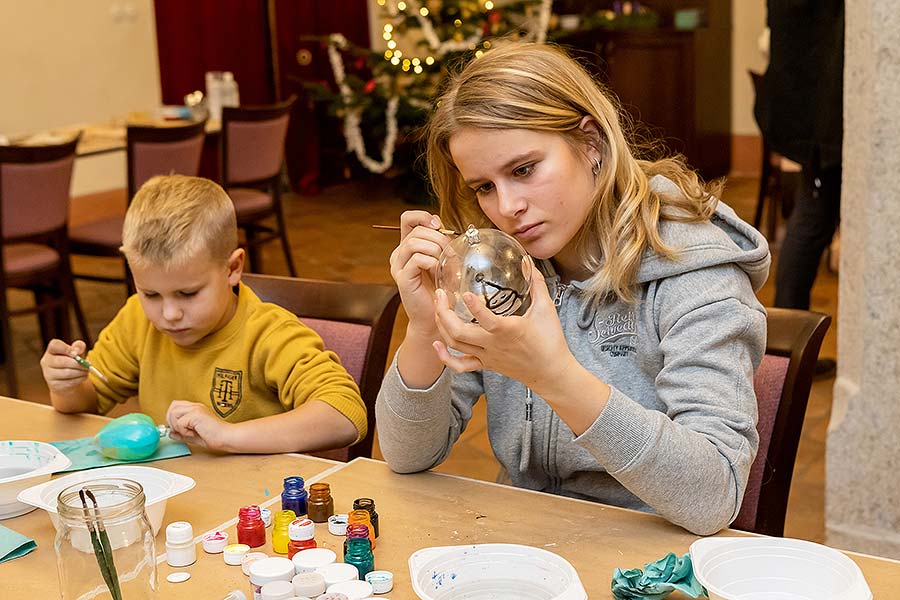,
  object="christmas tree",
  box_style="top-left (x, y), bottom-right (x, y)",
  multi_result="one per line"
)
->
top-left (308, 0), bottom-right (552, 177)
